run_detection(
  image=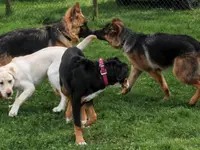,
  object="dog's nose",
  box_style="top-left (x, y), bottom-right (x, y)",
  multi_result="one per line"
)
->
top-left (6, 90), bottom-right (12, 97)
